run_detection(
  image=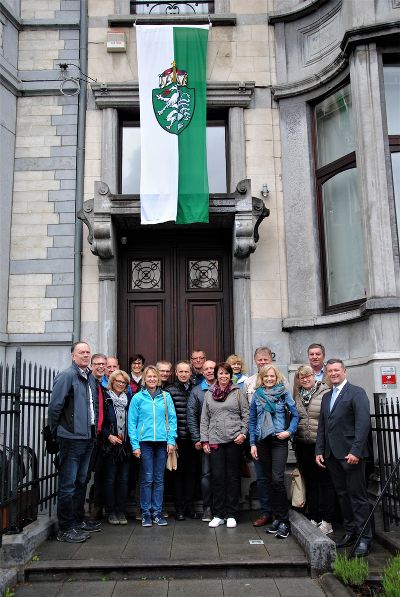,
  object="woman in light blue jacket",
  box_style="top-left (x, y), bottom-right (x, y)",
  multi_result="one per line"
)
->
top-left (128, 365), bottom-right (177, 527)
